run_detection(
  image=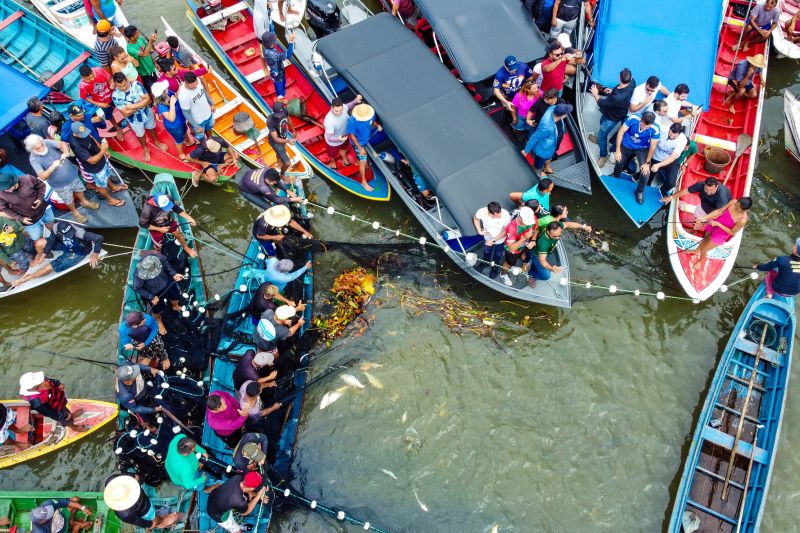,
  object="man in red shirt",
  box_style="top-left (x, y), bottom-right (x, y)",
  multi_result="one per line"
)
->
top-left (79, 65), bottom-right (125, 140)
top-left (498, 206), bottom-right (538, 287)
top-left (540, 41), bottom-right (583, 95)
